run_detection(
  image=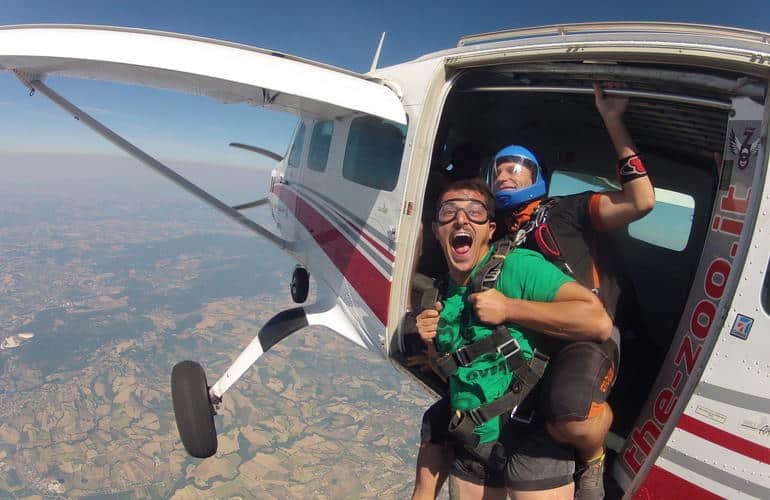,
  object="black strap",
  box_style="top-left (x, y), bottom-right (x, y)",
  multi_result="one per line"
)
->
top-left (470, 349), bottom-right (547, 423)
top-left (470, 237), bottom-right (517, 293)
top-left (448, 350), bottom-right (549, 447)
top-left (434, 326), bottom-right (528, 379)
top-left (469, 200), bottom-right (558, 295)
